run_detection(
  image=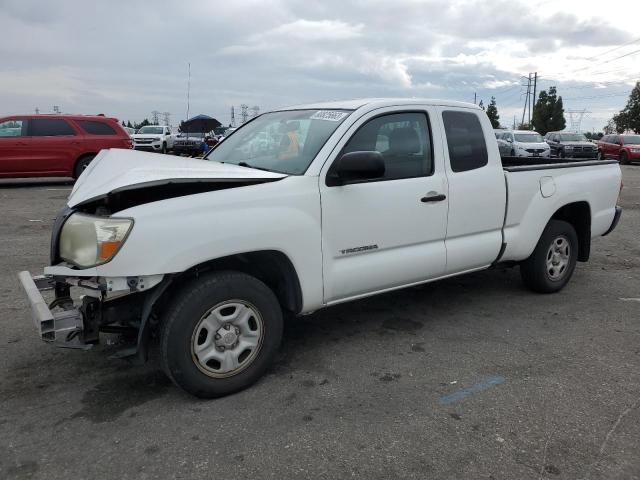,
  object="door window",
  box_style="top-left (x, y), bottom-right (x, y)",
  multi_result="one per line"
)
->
top-left (0, 119), bottom-right (26, 137)
top-left (442, 111), bottom-right (488, 172)
top-left (76, 120), bottom-right (116, 135)
top-left (338, 112), bottom-right (433, 181)
top-left (29, 119), bottom-right (76, 136)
